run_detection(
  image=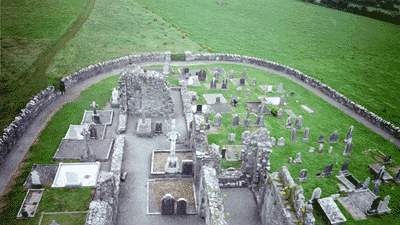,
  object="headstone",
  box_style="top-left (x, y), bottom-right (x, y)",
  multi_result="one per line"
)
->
top-left (279, 95), bottom-right (285, 106)
top-left (377, 195), bottom-right (390, 212)
top-left (228, 133), bottom-right (236, 143)
top-left (161, 194), bottom-right (175, 215)
top-left (230, 95), bottom-right (236, 105)
top-left (217, 66), bottom-right (224, 73)
top-left (329, 130), bottom-right (339, 143)
top-left (252, 78), bottom-right (257, 86)
top-left (221, 148), bottom-right (227, 158)
top-left (181, 160), bottom-right (194, 175)
top-left (254, 114), bottom-right (265, 127)
top-left (382, 155), bottom-right (392, 165)
top-left (372, 179), bottom-right (381, 194)
top-left (232, 114), bottom-right (239, 126)
top-left (50, 220), bottom-right (60, 225)
top-left (214, 71), bottom-right (220, 83)
top-left (237, 87), bottom-right (242, 94)
top-left (89, 123), bottom-right (97, 139)
top-left (239, 78), bottom-right (246, 86)
top-left (243, 107), bottom-right (251, 127)
top-left (298, 169), bottom-right (308, 182)
top-left (303, 128), bottom-right (310, 142)
top-left (395, 169), bottom-right (400, 183)
top-left (111, 88), bottom-right (118, 104)
top-left (242, 68), bottom-right (247, 79)
top-left (198, 69), bottom-right (207, 81)
top-left (31, 170), bottom-right (41, 186)
top-left (288, 157), bottom-right (292, 164)
top-left (241, 131), bottom-right (251, 144)
top-left (309, 147), bottom-right (315, 153)
top-left (183, 68), bottom-right (189, 75)
top-left (363, 177), bottom-right (370, 189)
top-left (374, 165), bottom-right (385, 183)
top-left (91, 101), bottom-right (101, 124)
top-left (271, 137), bottom-right (276, 146)
top-left (245, 88), bottom-right (250, 95)
top-left (176, 198), bottom-right (187, 215)
top-left (277, 137), bottom-right (285, 147)
top-left (317, 135), bottom-right (324, 143)
top-left (286, 117), bottom-right (293, 129)
top-left (366, 197), bottom-right (381, 216)
top-left (196, 105), bottom-right (202, 113)
top-left (91, 101), bottom-right (99, 115)
top-left (215, 97), bottom-right (221, 103)
top-left (328, 146), bottom-right (333, 154)
top-left (277, 83), bottom-right (285, 93)
top-left (155, 122), bottom-right (162, 134)
top-left (294, 152), bottom-right (302, 164)
top-left (163, 61), bottom-right (170, 75)
top-left (221, 76), bottom-right (228, 89)
top-left (318, 144), bottom-right (324, 154)
top-left (339, 159), bottom-right (350, 176)
top-left (210, 77), bottom-right (216, 89)
top-left (343, 139), bottom-right (353, 156)
top-left (277, 108), bottom-right (283, 118)
top-left (229, 70), bottom-right (235, 79)
top-left (322, 163), bottom-right (334, 177)
top-left (295, 115), bottom-right (303, 129)
top-left (344, 125), bottom-right (354, 143)
top-left (291, 128), bottom-right (297, 142)
top-left (262, 104), bottom-right (271, 115)
top-left (213, 113), bottom-right (222, 127)
top-left (309, 187), bottom-right (322, 204)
